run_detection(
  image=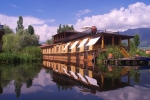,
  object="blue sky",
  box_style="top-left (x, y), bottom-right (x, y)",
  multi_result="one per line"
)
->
top-left (0, 0), bottom-right (150, 42)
